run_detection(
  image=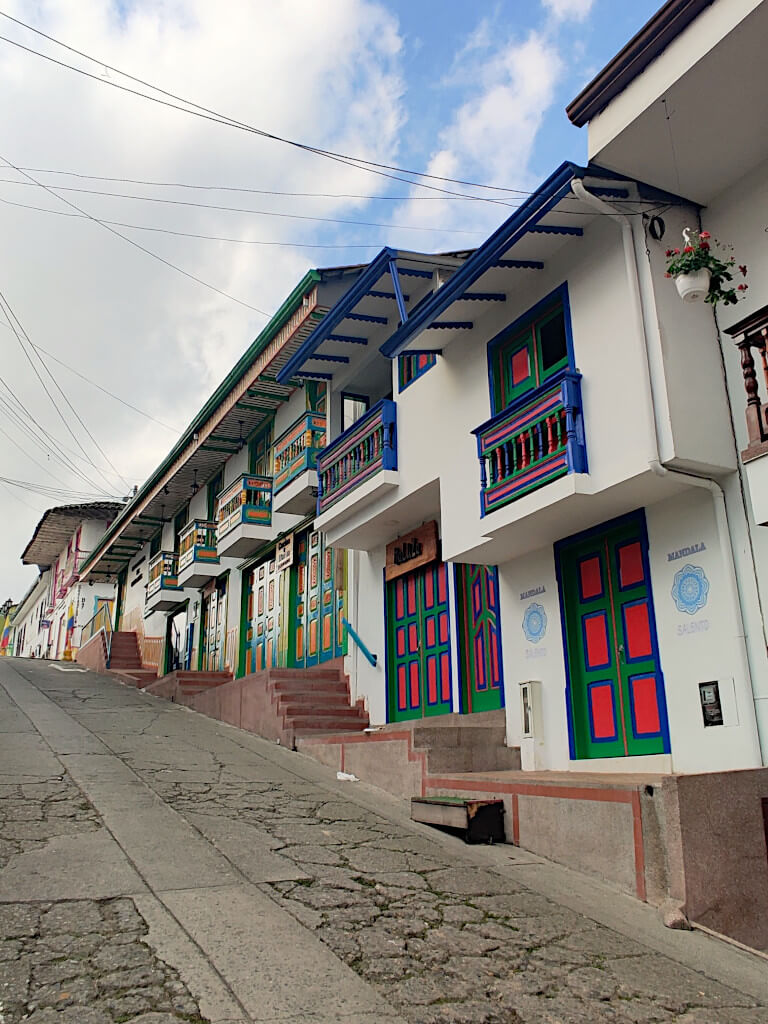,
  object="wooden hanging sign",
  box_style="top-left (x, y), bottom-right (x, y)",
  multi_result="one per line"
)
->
top-left (385, 521), bottom-right (439, 582)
